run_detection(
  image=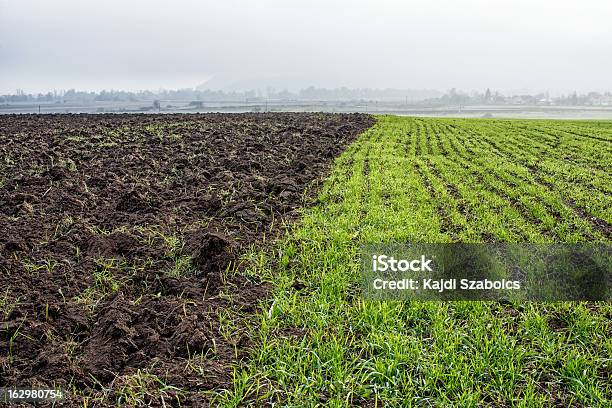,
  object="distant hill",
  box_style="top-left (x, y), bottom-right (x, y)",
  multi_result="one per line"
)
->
top-left (196, 76), bottom-right (441, 101)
